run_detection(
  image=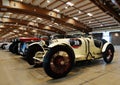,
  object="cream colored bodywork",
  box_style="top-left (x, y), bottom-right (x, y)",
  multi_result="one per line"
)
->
top-left (49, 37), bottom-right (102, 61)
top-left (34, 37), bottom-right (103, 62)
